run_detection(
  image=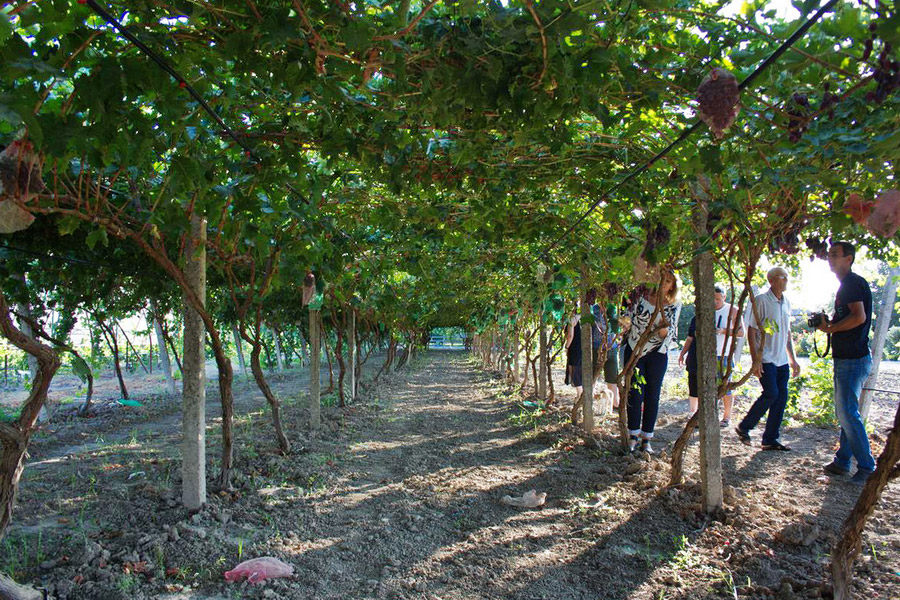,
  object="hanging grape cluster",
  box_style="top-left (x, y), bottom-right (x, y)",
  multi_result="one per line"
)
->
top-left (864, 23), bottom-right (899, 103)
top-left (697, 68), bottom-right (741, 139)
top-left (768, 228), bottom-right (802, 255)
top-left (819, 82), bottom-right (839, 119)
top-left (602, 282), bottom-right (621, 299)
top-left (805, 236), bottom-right (829, 260)
top-left (786, 93), bottom-right (810, 143)
top-left (641, 222), bottom-right (671, 264)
